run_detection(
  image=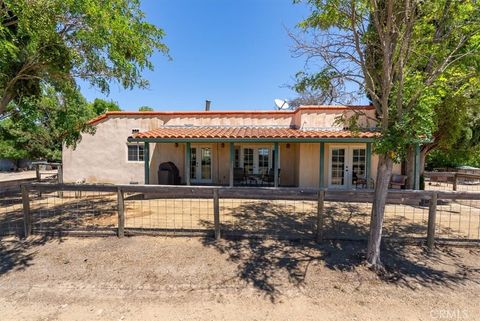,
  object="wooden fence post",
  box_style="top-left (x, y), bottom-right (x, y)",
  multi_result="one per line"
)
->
top-left (453, 173), bottom-right (458, 191)
top-left (117, 188), bottom-right (125, 237)
top-left (213, 189), bottom-right (220, 240)
top-left (35, 164), bottom-right (41, 181)
top-left (316, 189), bottom-right (325, 242)
top-left (57, 164), bottom-right (63, 198)
top-left (21, 185), bottom-right (31, 238)
top-left (427, 192), bottom-right (437, 250)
